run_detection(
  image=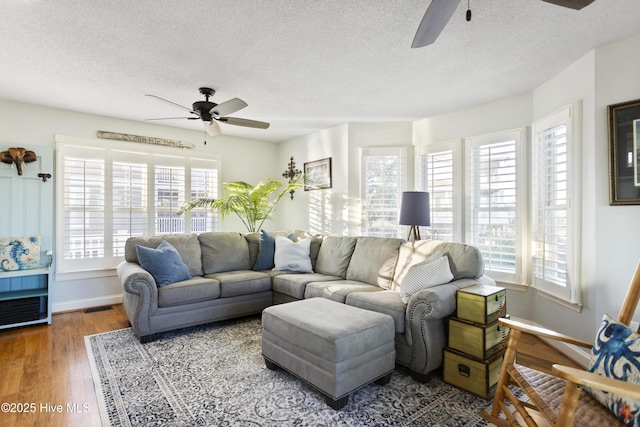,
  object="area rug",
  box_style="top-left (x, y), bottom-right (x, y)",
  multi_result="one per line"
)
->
top-left (86, 316), bottom-right (497, 427)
